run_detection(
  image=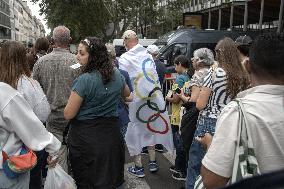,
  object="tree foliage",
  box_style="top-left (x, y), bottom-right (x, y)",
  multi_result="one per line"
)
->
top-left (31, 0), bottom-right (187, 41)
top-left (32, 0), bottom-right (112, 42)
